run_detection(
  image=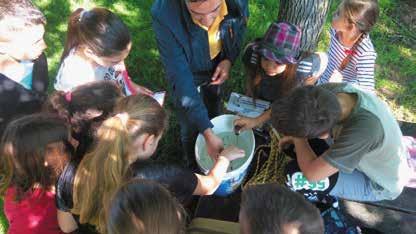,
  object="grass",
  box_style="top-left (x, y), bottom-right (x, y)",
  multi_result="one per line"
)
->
top-left (1, 0), bottom-right (415, 233)
top-left (0, 199), bottom-right (6, 234)
top-left (35, 0), bottom-right (416, 124)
